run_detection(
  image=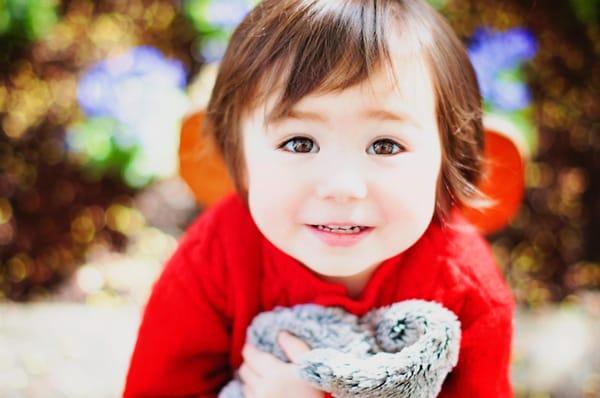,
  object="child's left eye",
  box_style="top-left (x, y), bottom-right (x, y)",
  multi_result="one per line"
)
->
top-left (367, 138), bottom-right (405, 156)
